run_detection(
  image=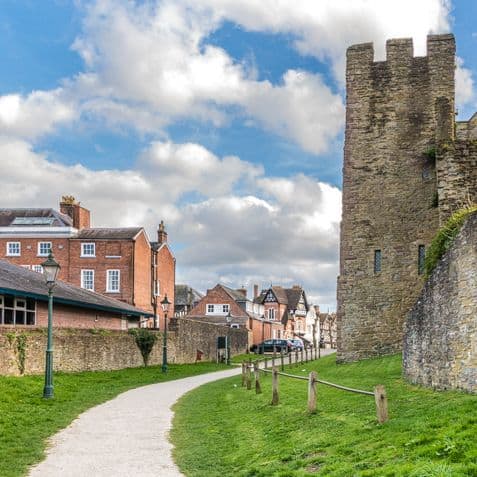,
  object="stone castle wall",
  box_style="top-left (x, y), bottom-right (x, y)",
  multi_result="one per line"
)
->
top-left (403, 213), bottom-right (476, 393)
top-left (337, 35), bottom-right (455, 362)
top-left (0, 318), bottom-right (248, 376)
